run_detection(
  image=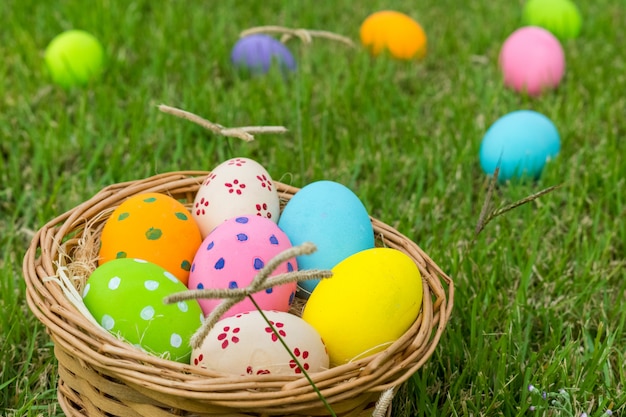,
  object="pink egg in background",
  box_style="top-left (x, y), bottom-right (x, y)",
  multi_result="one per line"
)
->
top-left (499, 26), bottom-right (565, 96)
top-left (188, 215), bottom-right (297, 319)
